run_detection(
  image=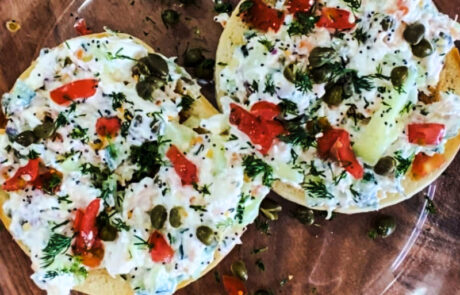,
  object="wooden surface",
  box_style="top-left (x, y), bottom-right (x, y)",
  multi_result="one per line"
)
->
top-left (0, 0), bottom-right (459, 294)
